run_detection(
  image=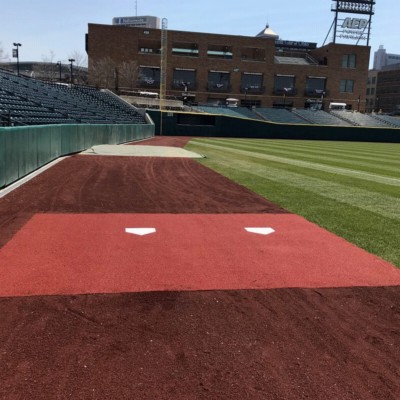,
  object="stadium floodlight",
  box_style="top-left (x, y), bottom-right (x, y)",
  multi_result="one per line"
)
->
top-left (13, 43), bottom-right (21, 76)
top-left (68, 58), bottom-right (75, 84)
